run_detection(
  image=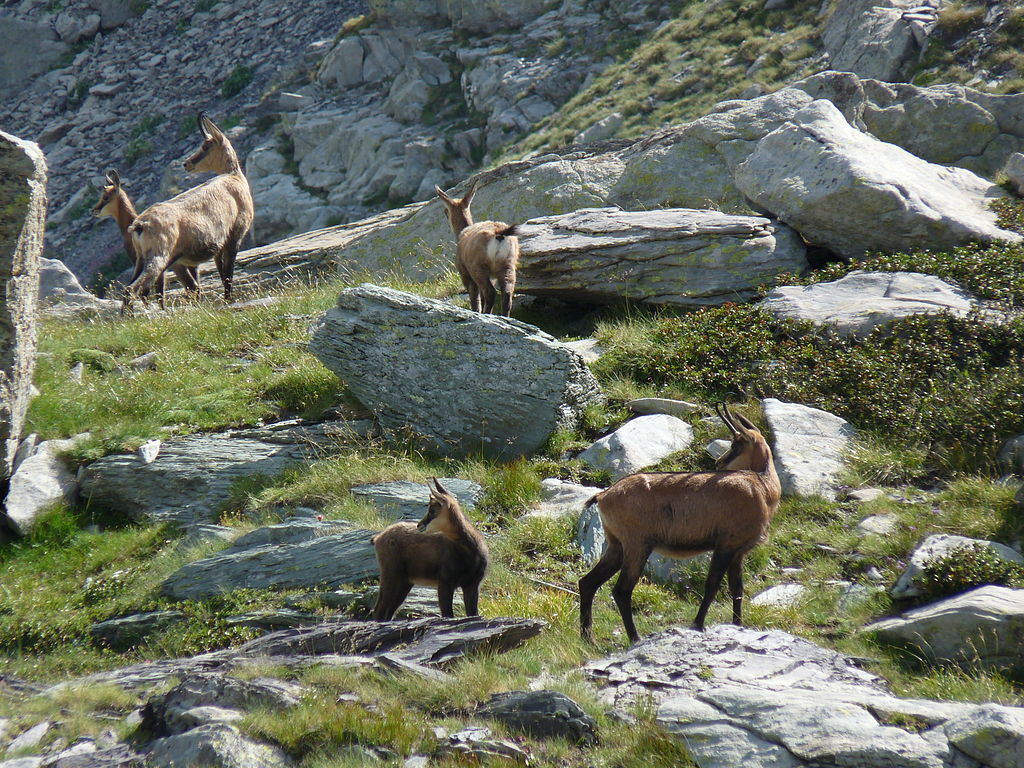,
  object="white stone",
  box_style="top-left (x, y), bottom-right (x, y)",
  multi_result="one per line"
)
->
top-left (706, 439), bottom-right (731, 460)
top-left (1005, 152), bottom-right (1024, 197)
top-left (626, 398), bottom-right (700, 418)
top-left (525, 478), bottom-right (601, 520)
top-left (944, 703), bottom-right (1024, 768)
top-left (846, 488), bottom-right (885, 503)
top-left (855, 514), bottom-right (898, 537)
top-left (579, 414), bottom-right (695, 481)
top-left (3, 439), bottom-right (78, 536)
top-left (137, 440), bottom-right (161, 465)
top-left (751, 584), bottom-right (808, 607)
top-left (5, 722), bottom-right (49, 755)
top-left (891, 533), bottom-right (1024, 599)
top-left (761, 398), bottom-right (855, 500)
